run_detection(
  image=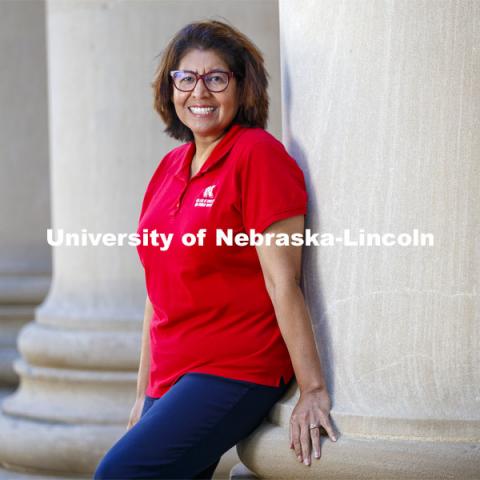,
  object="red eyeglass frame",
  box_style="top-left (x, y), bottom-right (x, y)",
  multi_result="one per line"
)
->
top-left (169, 70), bottom-right (235, 92)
